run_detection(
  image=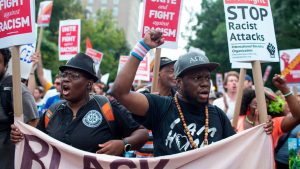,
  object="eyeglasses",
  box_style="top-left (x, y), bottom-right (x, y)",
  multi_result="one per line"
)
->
top-left (54, 82), bottom-right (61, 86)
top-left (61, 71), bottom-right (81, 80)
